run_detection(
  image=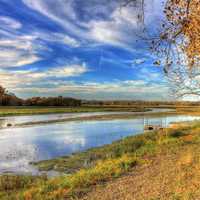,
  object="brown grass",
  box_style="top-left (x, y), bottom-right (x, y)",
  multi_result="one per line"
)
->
top-left (81, 127), bottom-right (200, 200)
